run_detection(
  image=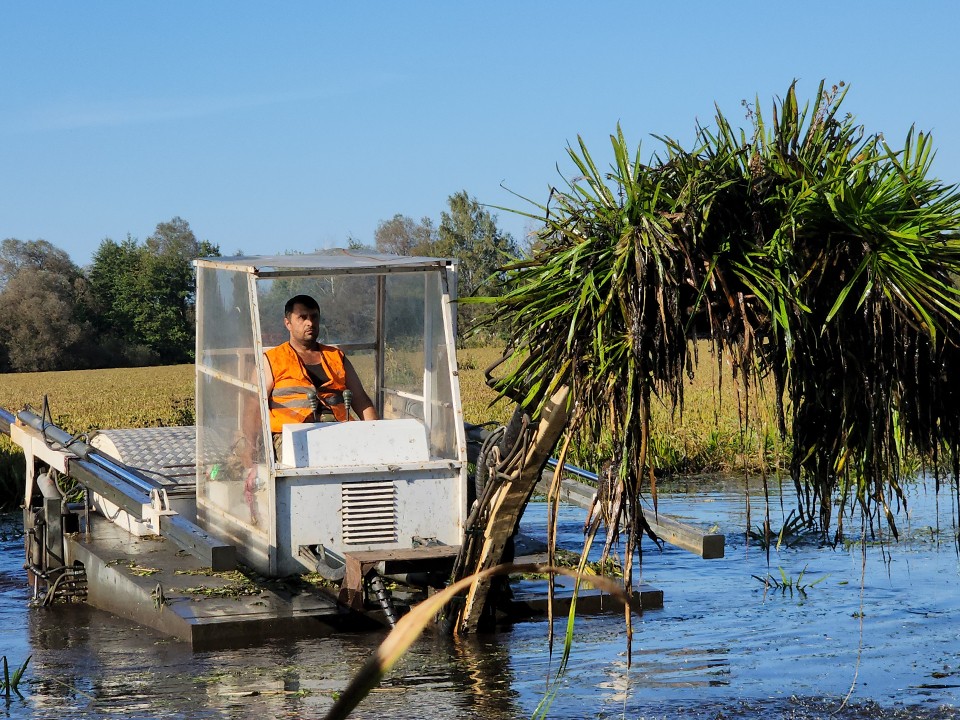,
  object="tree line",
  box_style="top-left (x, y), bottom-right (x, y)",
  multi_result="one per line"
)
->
top-left (0, 191), bottom-right (520, 373)
top-left (373, 190), bottom-right (521, 335)
top-left (0, 217), bottom-right (217, 372)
